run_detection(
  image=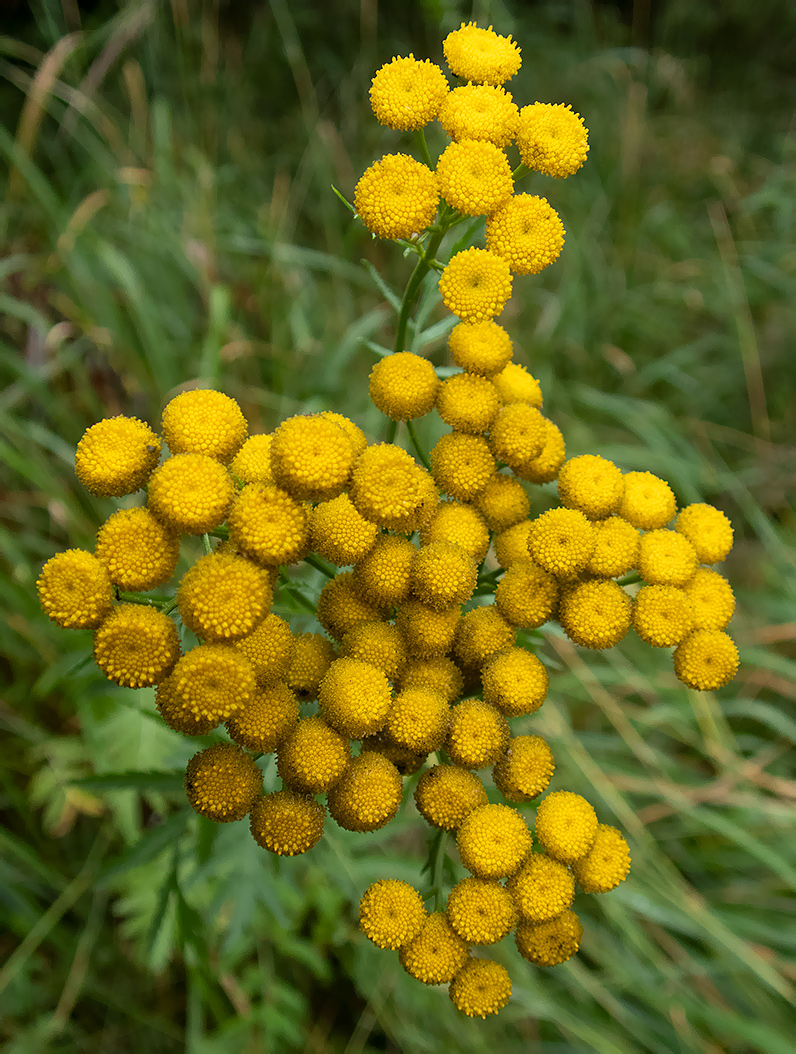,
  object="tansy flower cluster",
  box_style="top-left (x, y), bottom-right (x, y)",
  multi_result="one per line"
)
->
top-left (37, 22), bottom-right (739, 1024)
